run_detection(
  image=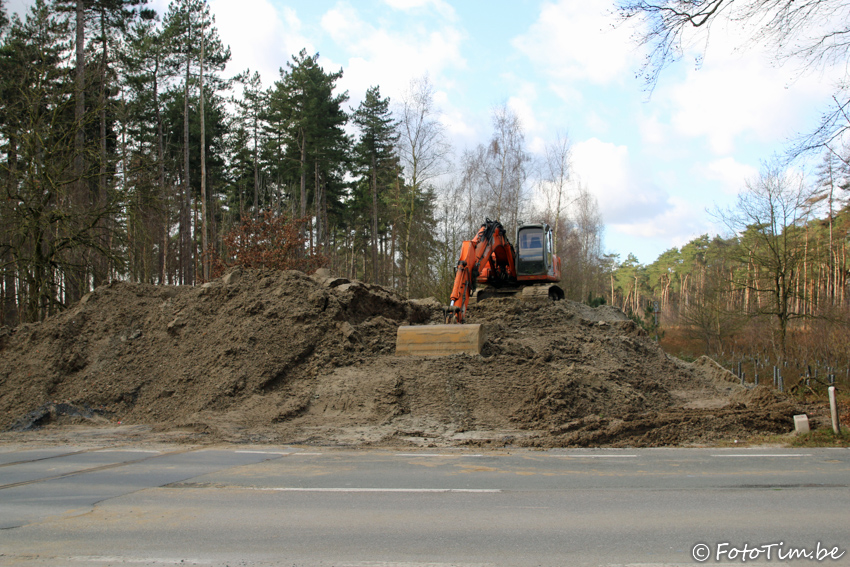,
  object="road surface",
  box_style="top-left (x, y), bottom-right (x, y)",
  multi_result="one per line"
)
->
top-left (0, 445), bottom-right (848, 566)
